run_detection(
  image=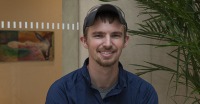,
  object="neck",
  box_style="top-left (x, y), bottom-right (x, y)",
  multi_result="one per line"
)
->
top-left (87, 60), bottom-right (119, 89)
